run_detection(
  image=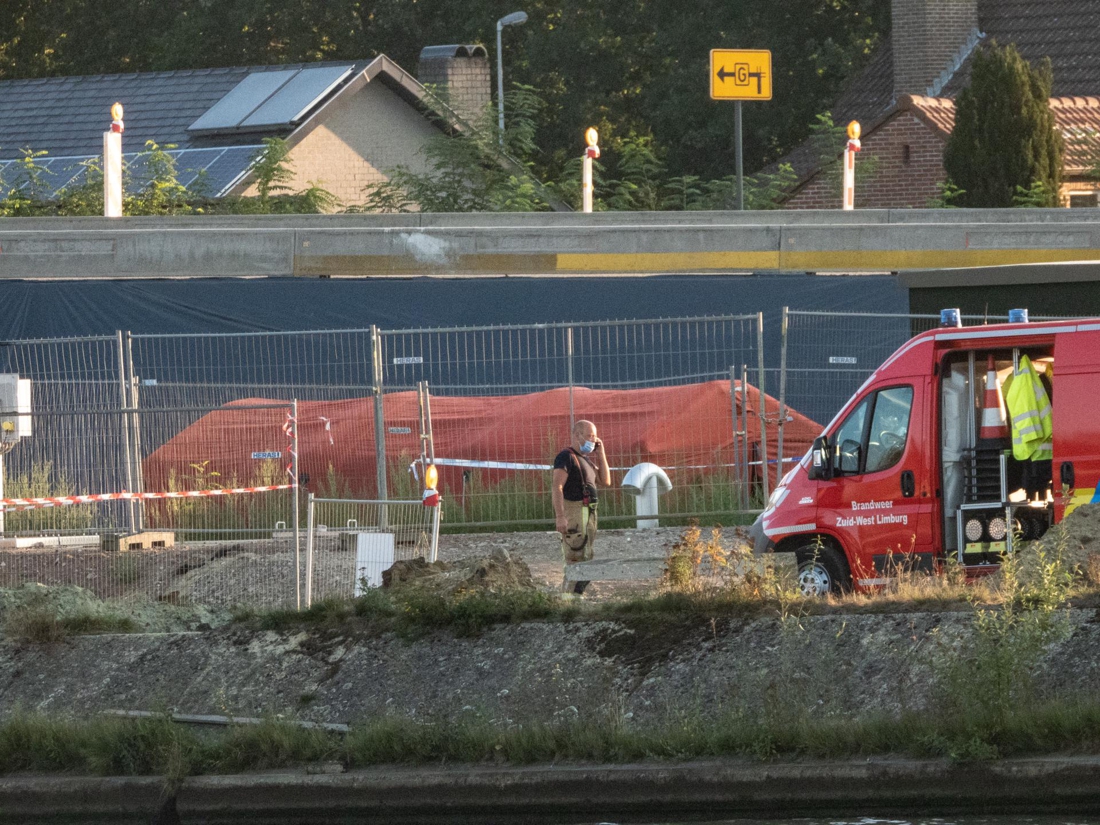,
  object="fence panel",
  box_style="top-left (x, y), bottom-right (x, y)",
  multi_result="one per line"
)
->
top-left (0, 402), bottom-right (301, 610)
top-left (0, 335), bottom-right (130, 532)
top-left (306, 497), bottom-right (435, 605)
top-left (380, 315), bottom-right (763, 527)
top-left (131, 329), bottom-right (380, 499)
top-left (781, 311), bottom-right (941, 435)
